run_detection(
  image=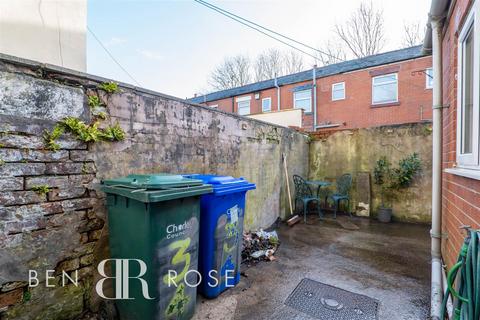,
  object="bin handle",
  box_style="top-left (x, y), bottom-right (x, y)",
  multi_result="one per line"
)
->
top-left (131, 188), bottom-right (147, 193)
